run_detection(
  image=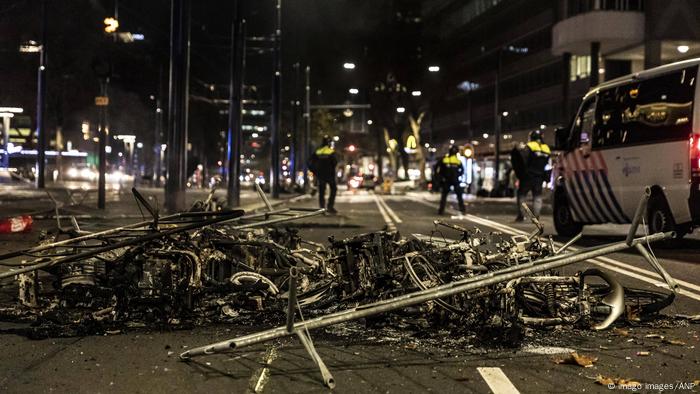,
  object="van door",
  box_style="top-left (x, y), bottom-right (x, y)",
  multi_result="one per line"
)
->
top-left (590, 88), bottom-right (632, 224)
top-left (562, 96), bottom-right (606, 224)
